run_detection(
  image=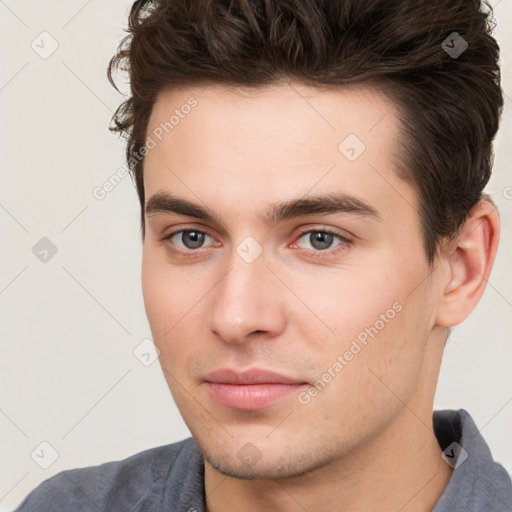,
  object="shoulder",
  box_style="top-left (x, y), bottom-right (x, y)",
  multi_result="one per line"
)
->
top-left (14, 437), bottom-right (200, 512)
